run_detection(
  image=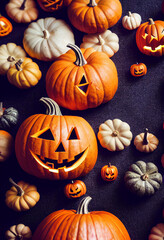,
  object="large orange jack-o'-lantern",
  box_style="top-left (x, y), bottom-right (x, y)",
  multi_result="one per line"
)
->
top-left (136, 18), bottom-right (164, 57)
top-left (15, 98), bottom-right (98, 180)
